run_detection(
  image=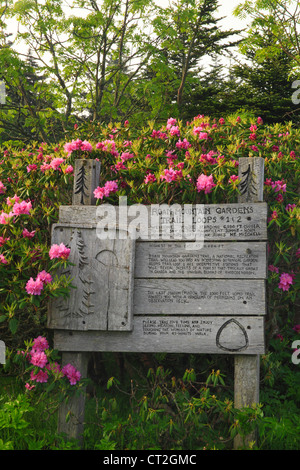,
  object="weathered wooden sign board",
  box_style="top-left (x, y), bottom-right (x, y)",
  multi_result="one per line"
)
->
top-left (48, 156), bottom-right (267, 446)
top-left (48, 202), bottom-right (267, 355)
